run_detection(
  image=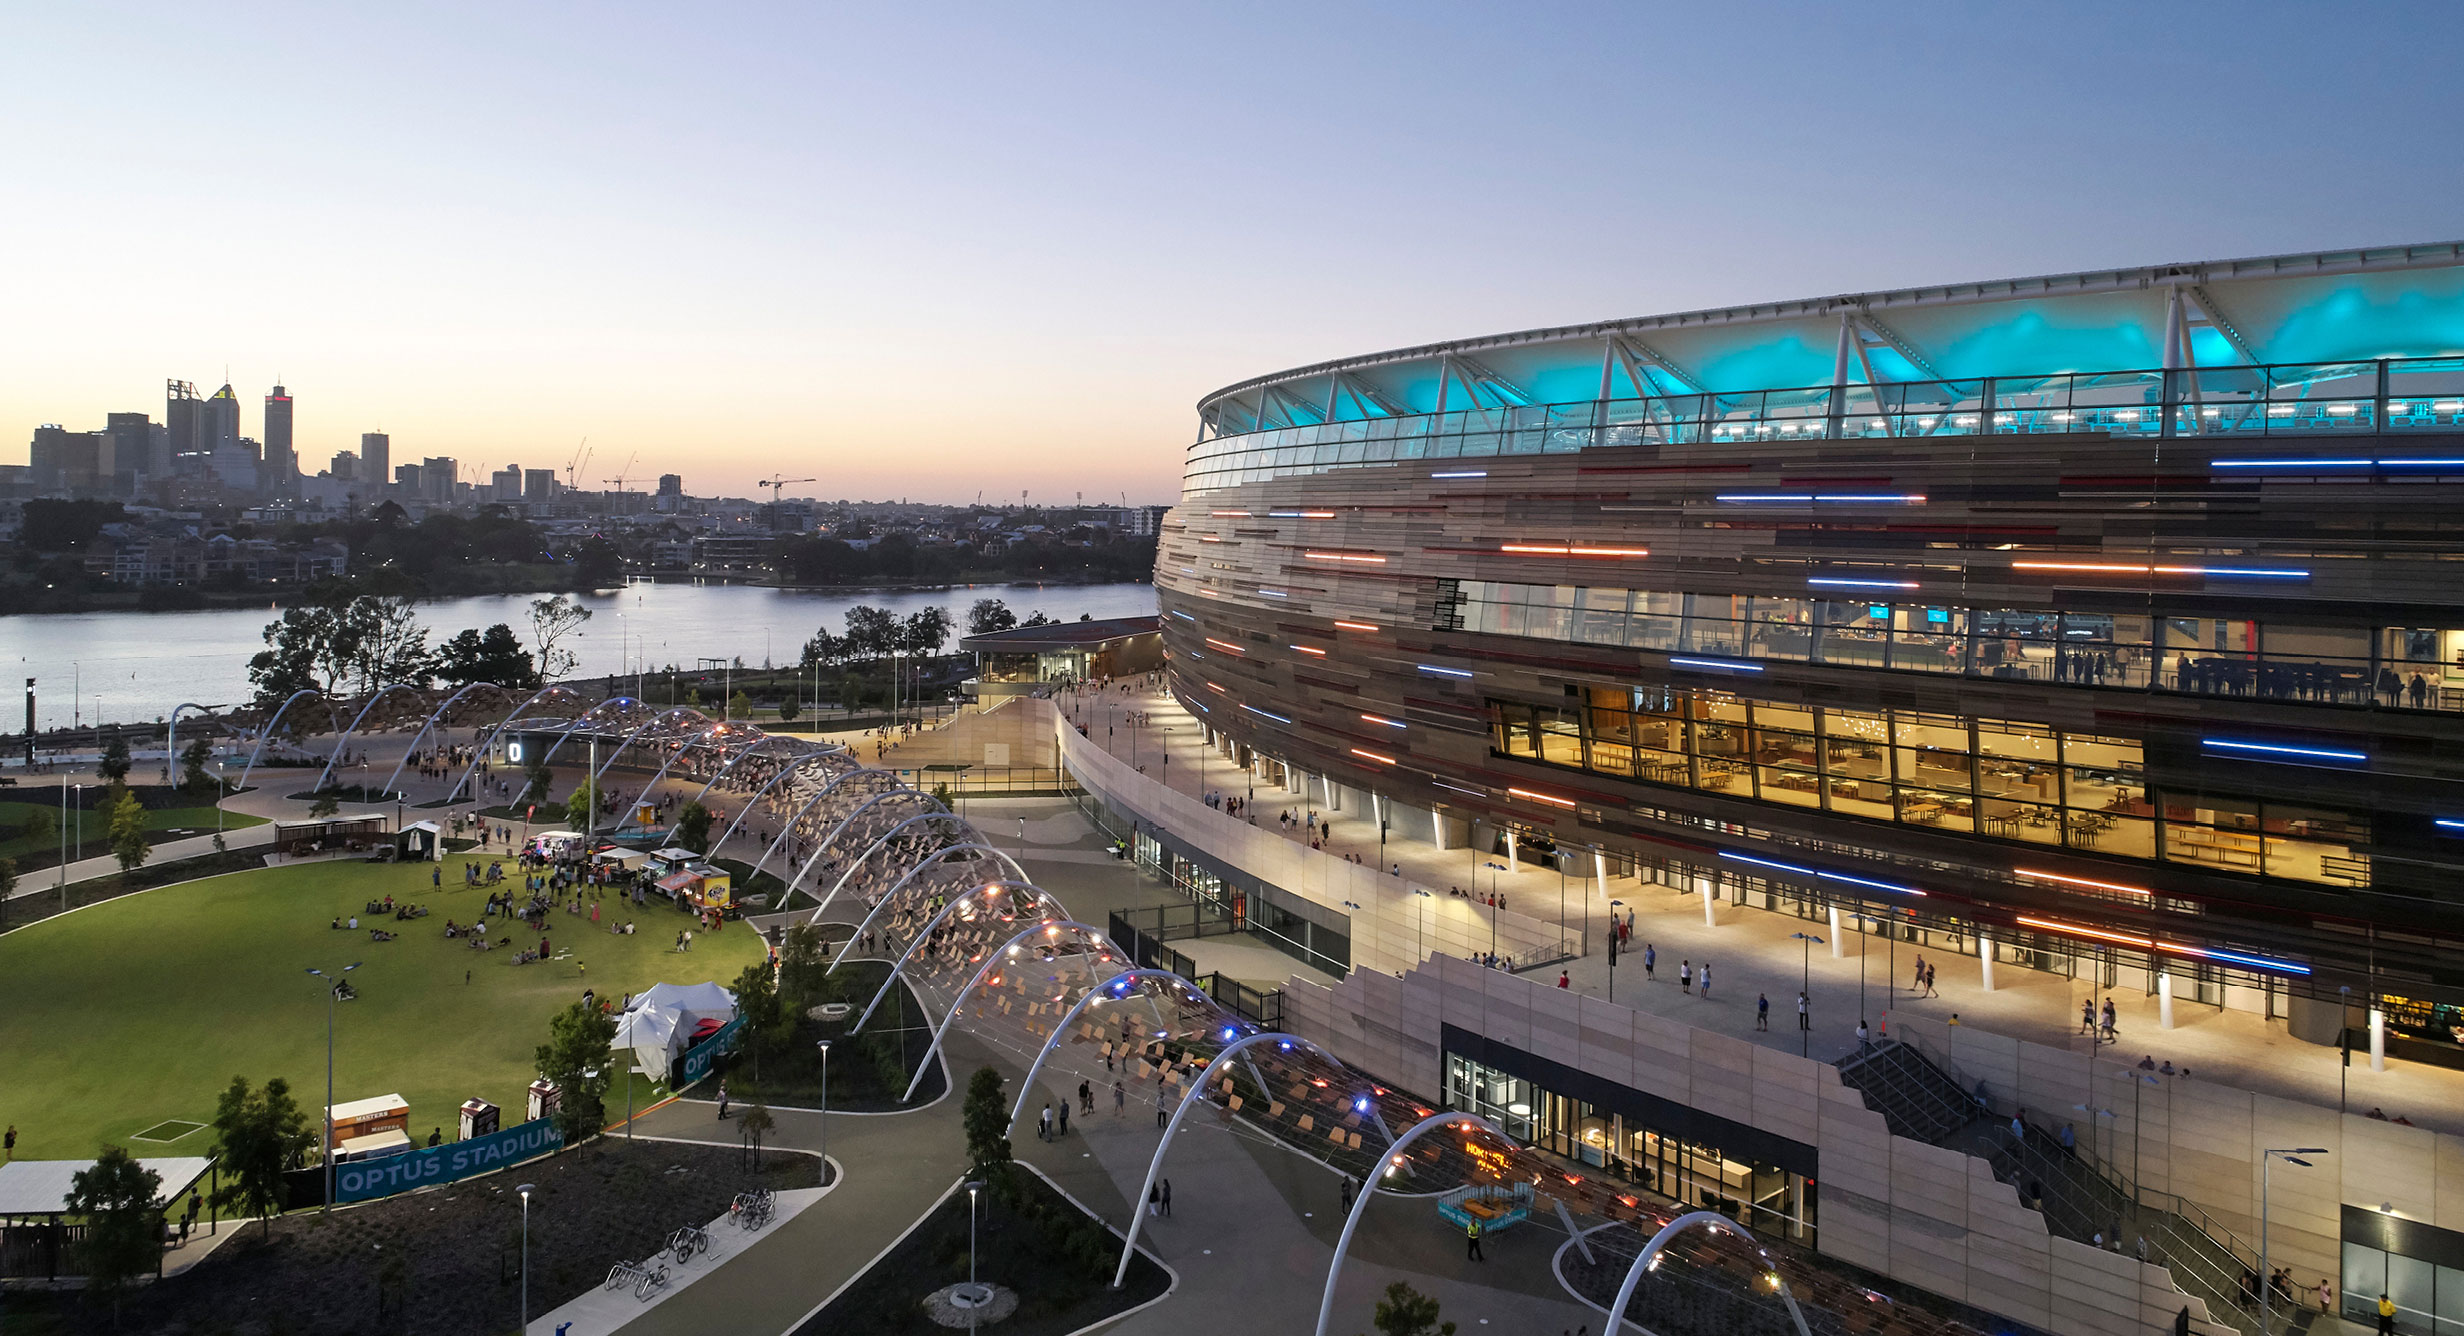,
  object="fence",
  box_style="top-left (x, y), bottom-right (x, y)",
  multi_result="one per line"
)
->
top-left (1107, 910), bottom-right (1286, 1029)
